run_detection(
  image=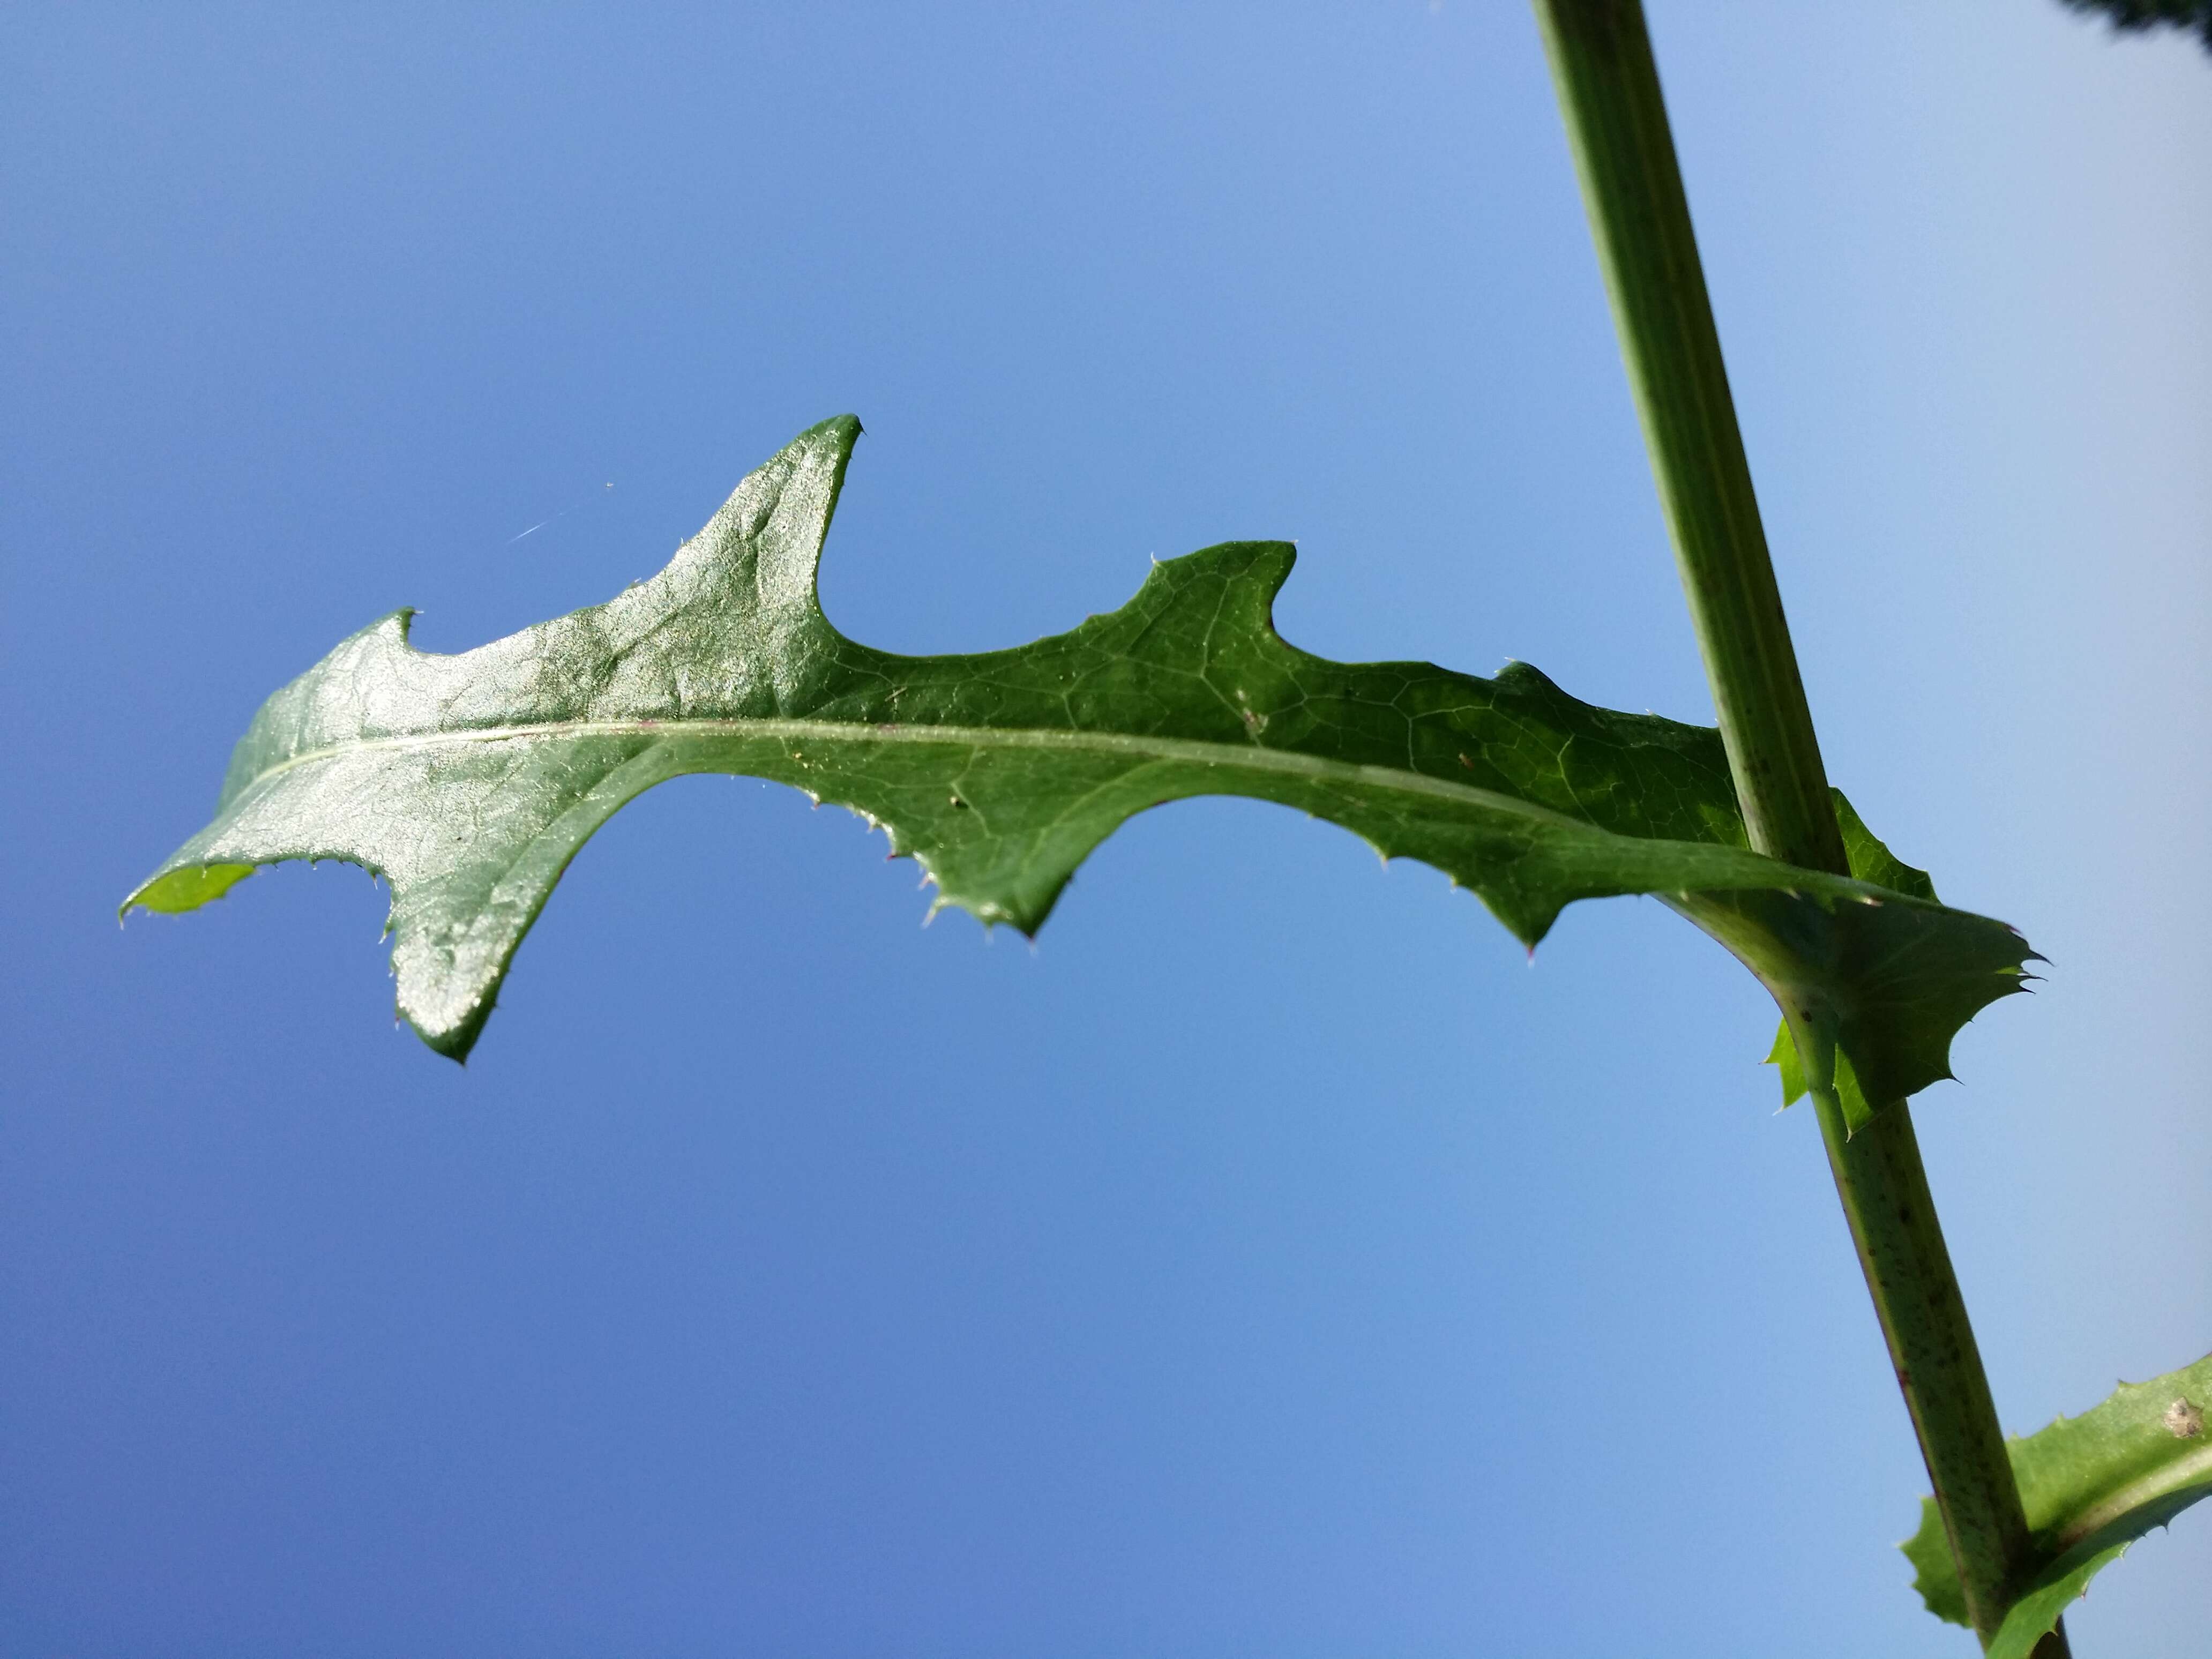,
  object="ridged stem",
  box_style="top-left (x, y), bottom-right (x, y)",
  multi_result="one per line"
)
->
top-left (1530, 3), bottom-right (2060, 1650)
